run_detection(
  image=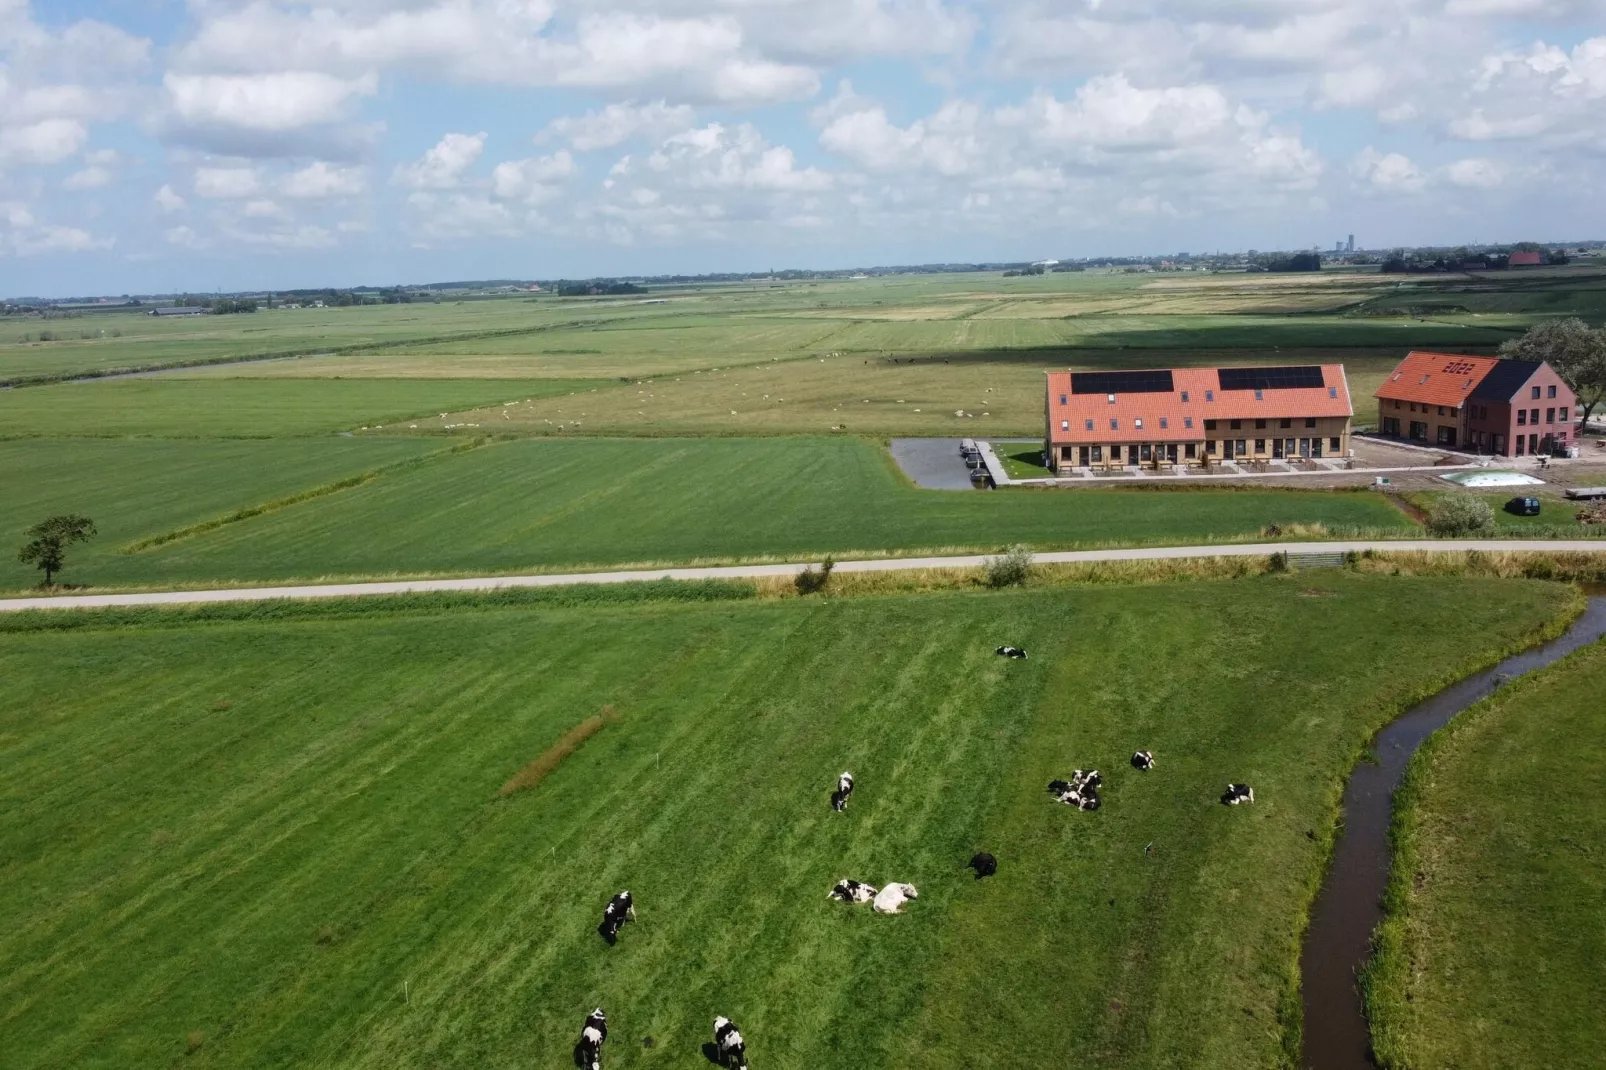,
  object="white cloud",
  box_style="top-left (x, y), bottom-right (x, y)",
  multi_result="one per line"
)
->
top-left (155, 184), bottom-right (187, 212)
top-left (649, 123), bottom-right (832, 192)
top-left (194, 166), bottom-right (262, 199)
top-left (1445, 157), bottom-right (1504, 189)
top-left (280, 161), bottom-right (366, 199)
top-left (63, 165), bottom-right (113, 191)
top-left (2, 201), bottom-right (110, 256)
top-left (164, 71), bottom-right (378, 133)
top-left (165, 224), bottom-right (204, 249)
top-left (0, 119), bottom-right (87, 166)
top-left (394, 132), bottom-right (486, 190)
top-left (491, 151), bottom-right (575, 203)
top-left (242, 199), bottom-right (288, 219)
top-left (543, 101), bottom-right (696, 152)
top-left (1351, 147), bottom-right (1426, 191)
